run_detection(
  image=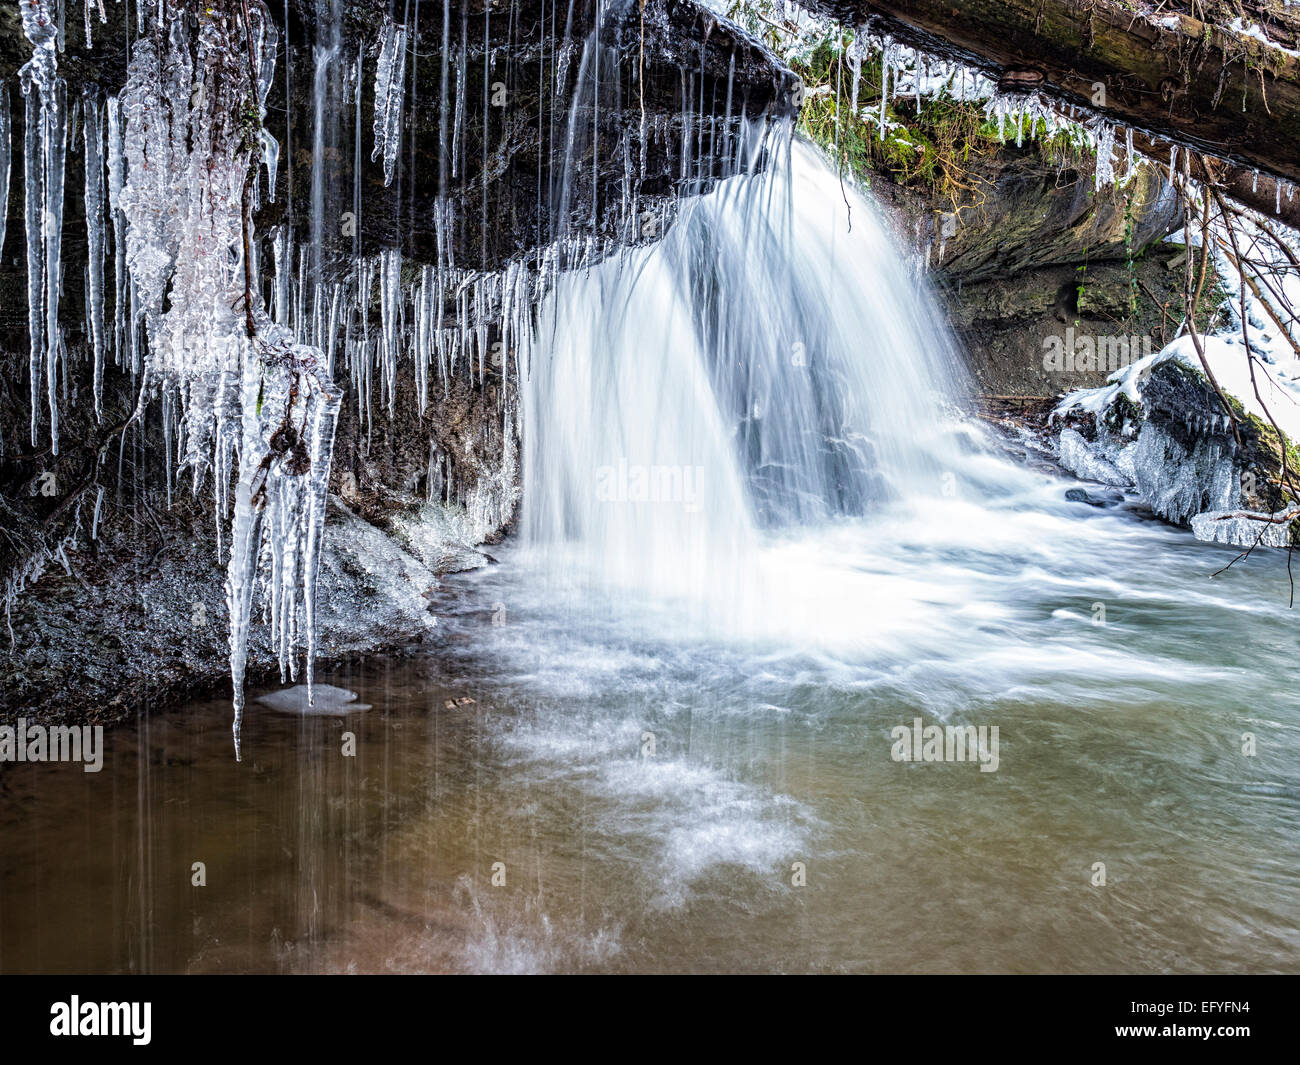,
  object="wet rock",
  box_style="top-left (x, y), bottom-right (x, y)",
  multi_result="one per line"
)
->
top-left (871, 139), bottom-right (1183, 399)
